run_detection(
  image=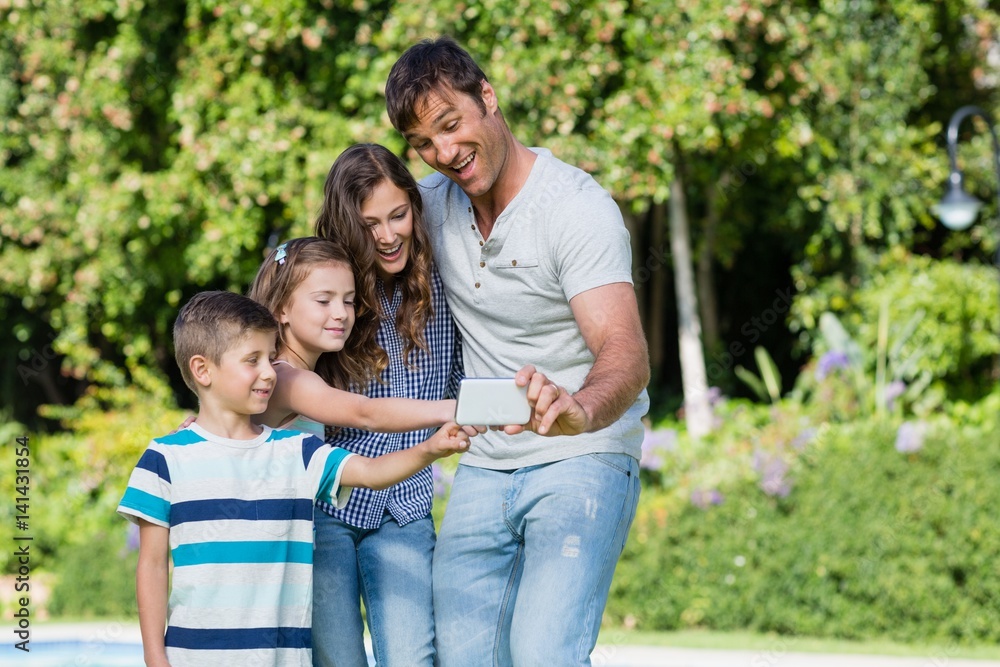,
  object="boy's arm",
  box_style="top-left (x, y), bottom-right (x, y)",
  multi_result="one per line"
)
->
top-left (264, 365), bottom-right (455, 432)
top-left (136, 519), bottom-right (171, 667)
top-left (338, 422), bottom-right (470, 491)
